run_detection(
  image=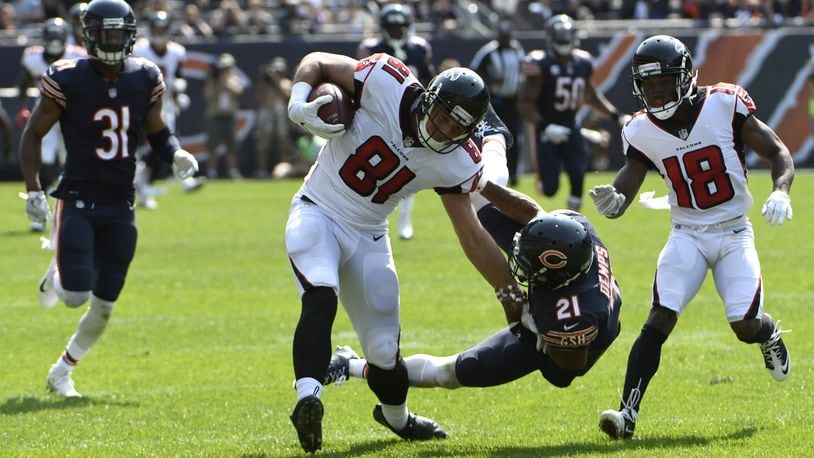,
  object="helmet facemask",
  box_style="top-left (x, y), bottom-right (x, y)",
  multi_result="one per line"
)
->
top-left (83, 11), bottom-right (137, 66)
top-left (632, 63), bottom-right (696, 120)
top-left (546, 15), bottom-right (578, 57)
top-left (417, 91), bottom-right (478, 154)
